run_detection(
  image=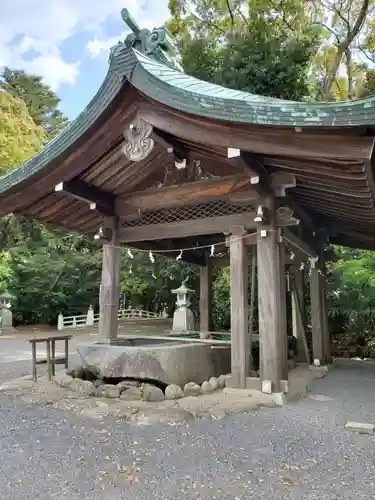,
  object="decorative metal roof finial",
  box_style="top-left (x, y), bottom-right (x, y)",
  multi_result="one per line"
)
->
top-left (121, 8), bottom-right (141, 35)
